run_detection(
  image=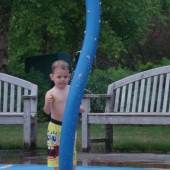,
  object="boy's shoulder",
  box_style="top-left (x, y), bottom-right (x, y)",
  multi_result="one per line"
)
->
top-left (48, 85), bottom-right (70, 92)
top-left (46, 87), bottom-right (54, 94)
